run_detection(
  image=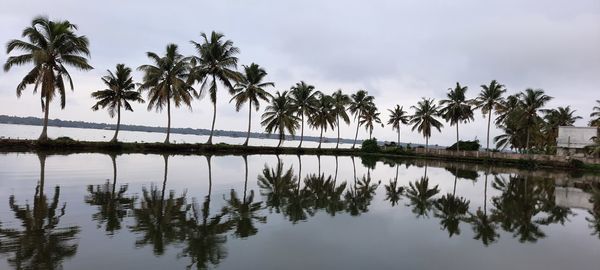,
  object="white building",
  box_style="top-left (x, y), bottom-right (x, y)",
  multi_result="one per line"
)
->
top-left (556, 126), bottom-right (598, 157)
